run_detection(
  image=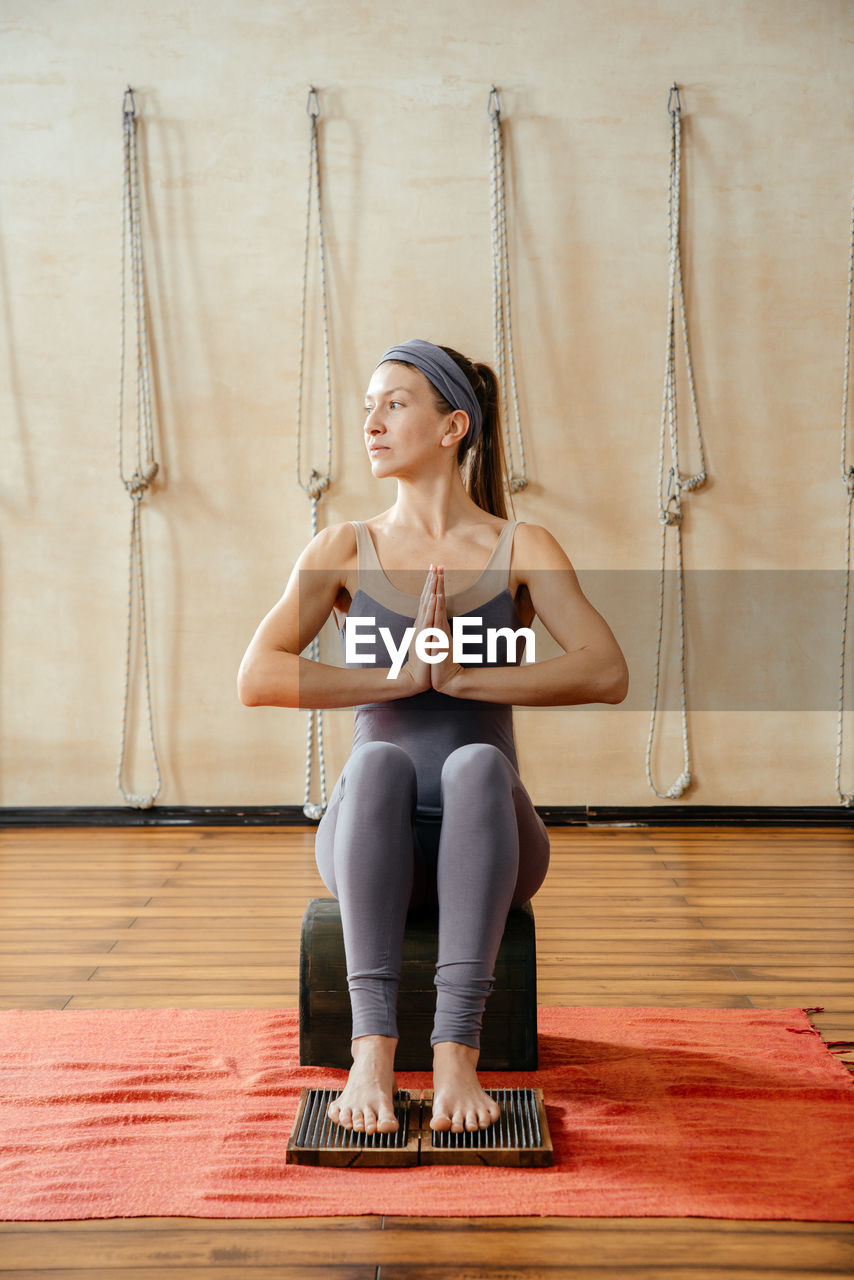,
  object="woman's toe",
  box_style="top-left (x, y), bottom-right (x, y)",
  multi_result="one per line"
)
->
top-left (377, 1102), bottom-right (399, 1133)
top-left (480, 1100), bottom-right (499, 1127)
